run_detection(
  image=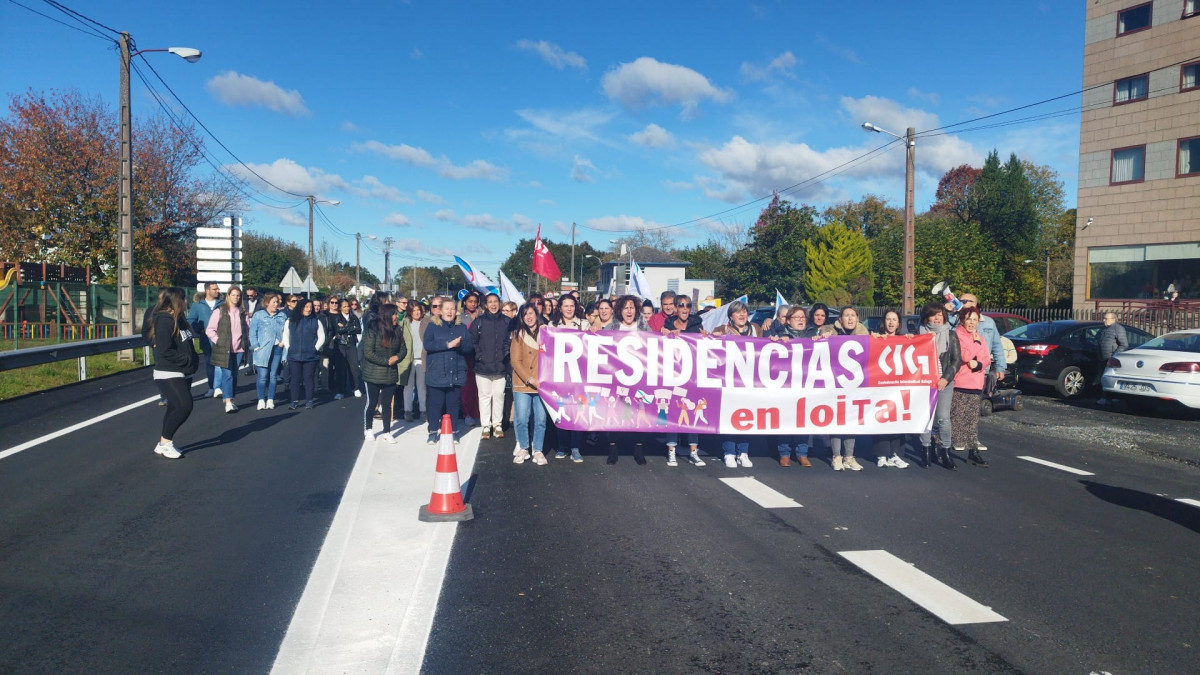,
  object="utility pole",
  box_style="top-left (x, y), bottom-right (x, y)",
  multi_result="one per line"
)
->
top-left (412, 265), bottom-right (417, 299)
top-left (382, 237), bottom-right (395, 293)
top-left (1045, 250), bottom-right (1051, 307)
top-left (903, 126), bottom-right (916, 317)
top-left (355, 233), bottom-right (362, 296)
top-left (117, 33), bottom-right (134, 358)
top-left (570, 222), bottom-right (576, 289)
top-left (307, 195), bottom-right (315, 283)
